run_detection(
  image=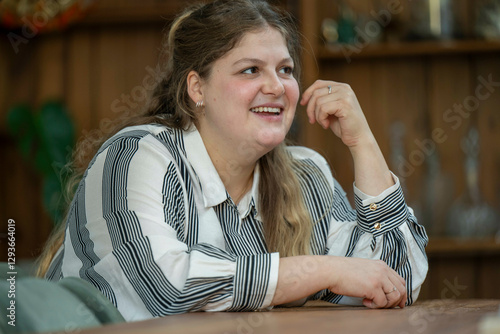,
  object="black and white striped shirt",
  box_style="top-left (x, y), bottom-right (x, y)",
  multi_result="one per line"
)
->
top-left (46, 124), bottom-right (428, 321)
